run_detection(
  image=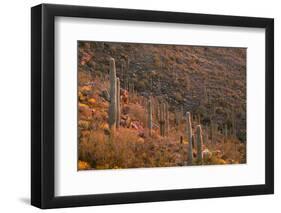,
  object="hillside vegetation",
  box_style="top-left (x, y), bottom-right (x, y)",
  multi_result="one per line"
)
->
top-left (78, 41), bottom-right (246, 170)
